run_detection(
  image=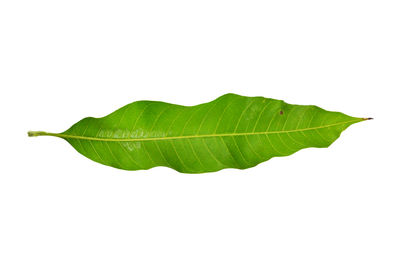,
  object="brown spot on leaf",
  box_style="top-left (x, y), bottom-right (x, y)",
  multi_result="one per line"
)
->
top-left (280, 110), bottom-right (284, 115)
